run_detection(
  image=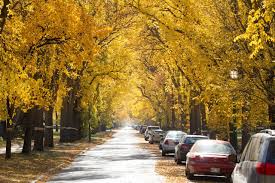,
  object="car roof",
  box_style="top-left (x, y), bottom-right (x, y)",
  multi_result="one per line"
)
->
top-left (195, 139), bottom-right (230, 144)
top-left (259, 129), bottom-right (275, 136)
top-left (185, 135), bottom-right (208, 138)
top-left (167, 130), bottom-right (186, 133)
top-left (252, 131), bottom-right (275, 140)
